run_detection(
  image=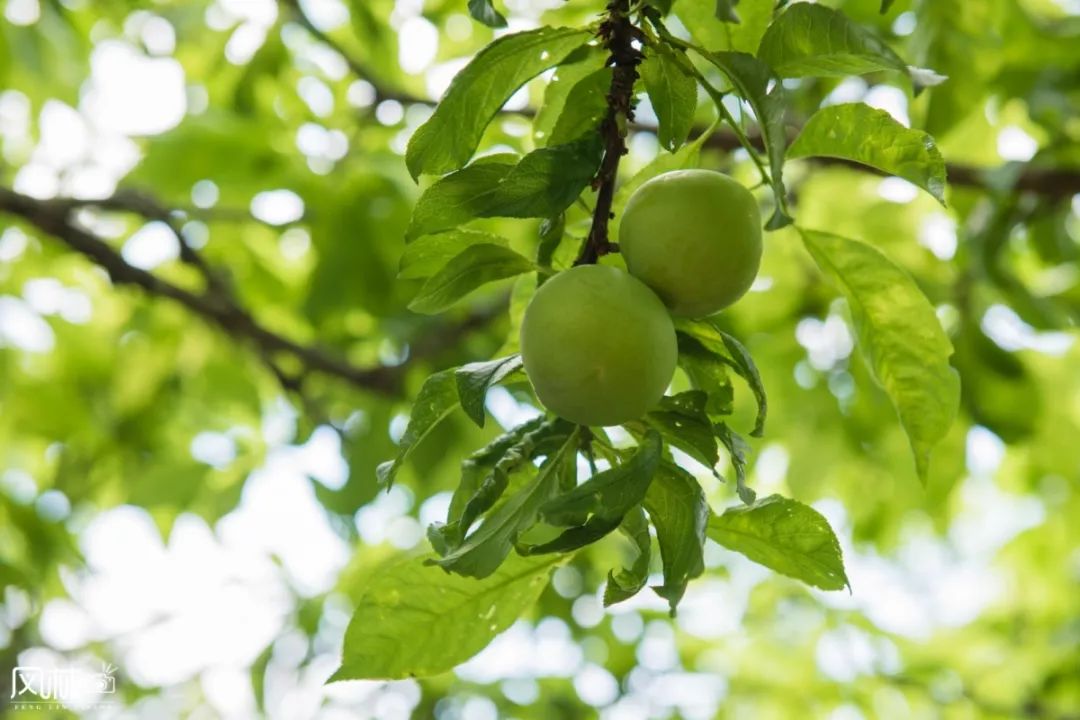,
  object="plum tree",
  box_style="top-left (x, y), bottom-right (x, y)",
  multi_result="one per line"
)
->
top-left (619, 169), bottom-right (762, 318)
top-left (519, 264), bottom-right (677, 426)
